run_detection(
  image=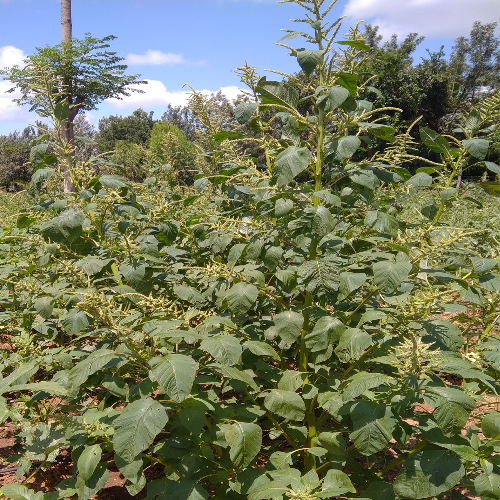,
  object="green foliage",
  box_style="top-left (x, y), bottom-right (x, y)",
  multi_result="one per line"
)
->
top-left (146, 121), bottom-right (197, 185)
top-left (109, 140), bottom-right (148, 181)
top-left (98, 108), bottom-right (156, 152)
top-left (0, 140), bottom-right (31, 188)
top-left (1, 2), bottom-right (500, 500)
top-left (0, 34), bottom-right (144, 118)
